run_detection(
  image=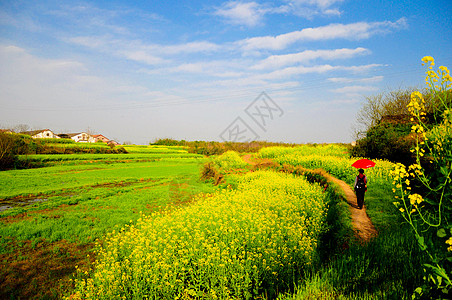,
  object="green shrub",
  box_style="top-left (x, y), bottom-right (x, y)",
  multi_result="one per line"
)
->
top-left (213, 151), bottom-right (248, 171)
top-left (351, 123), bottom-right (414, 165)
top-left (0, 132), bottom-right (44, 169)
